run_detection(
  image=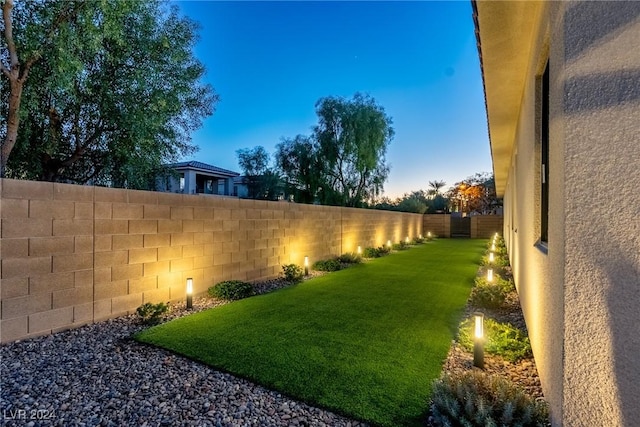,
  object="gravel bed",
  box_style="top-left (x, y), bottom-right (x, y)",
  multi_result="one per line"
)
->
top-left (0, 275), bottom-right (364, 427)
